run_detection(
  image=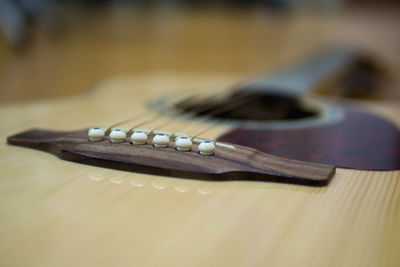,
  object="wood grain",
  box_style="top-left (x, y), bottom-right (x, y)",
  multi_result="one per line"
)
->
top-left (1, 6), bottom-right (400, 266)
top-left (0, 74), bottom-right (399, 267)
